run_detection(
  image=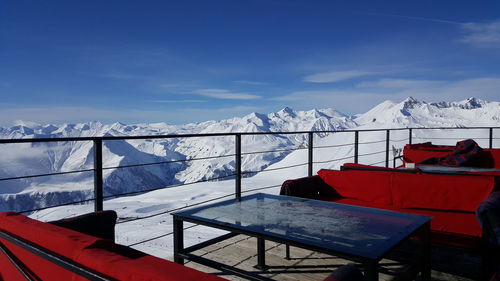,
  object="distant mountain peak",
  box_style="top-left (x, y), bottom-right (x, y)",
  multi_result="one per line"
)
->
top-left (400, 97), bottom-right (421, 113)
top-left (12, 120), bottom-right (40, 127)
top-left (462, 97), bottom-right (483, 109)
top-left (278, 107), bottom-right (296, 116)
